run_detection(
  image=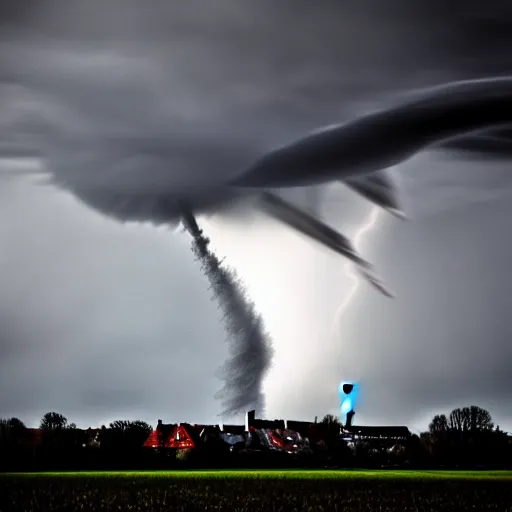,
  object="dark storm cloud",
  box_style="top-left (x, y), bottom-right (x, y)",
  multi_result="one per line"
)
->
top-left (441, 127), bottom-right (512, 158)
top-left (1, 0), bottom-right (512, 430)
